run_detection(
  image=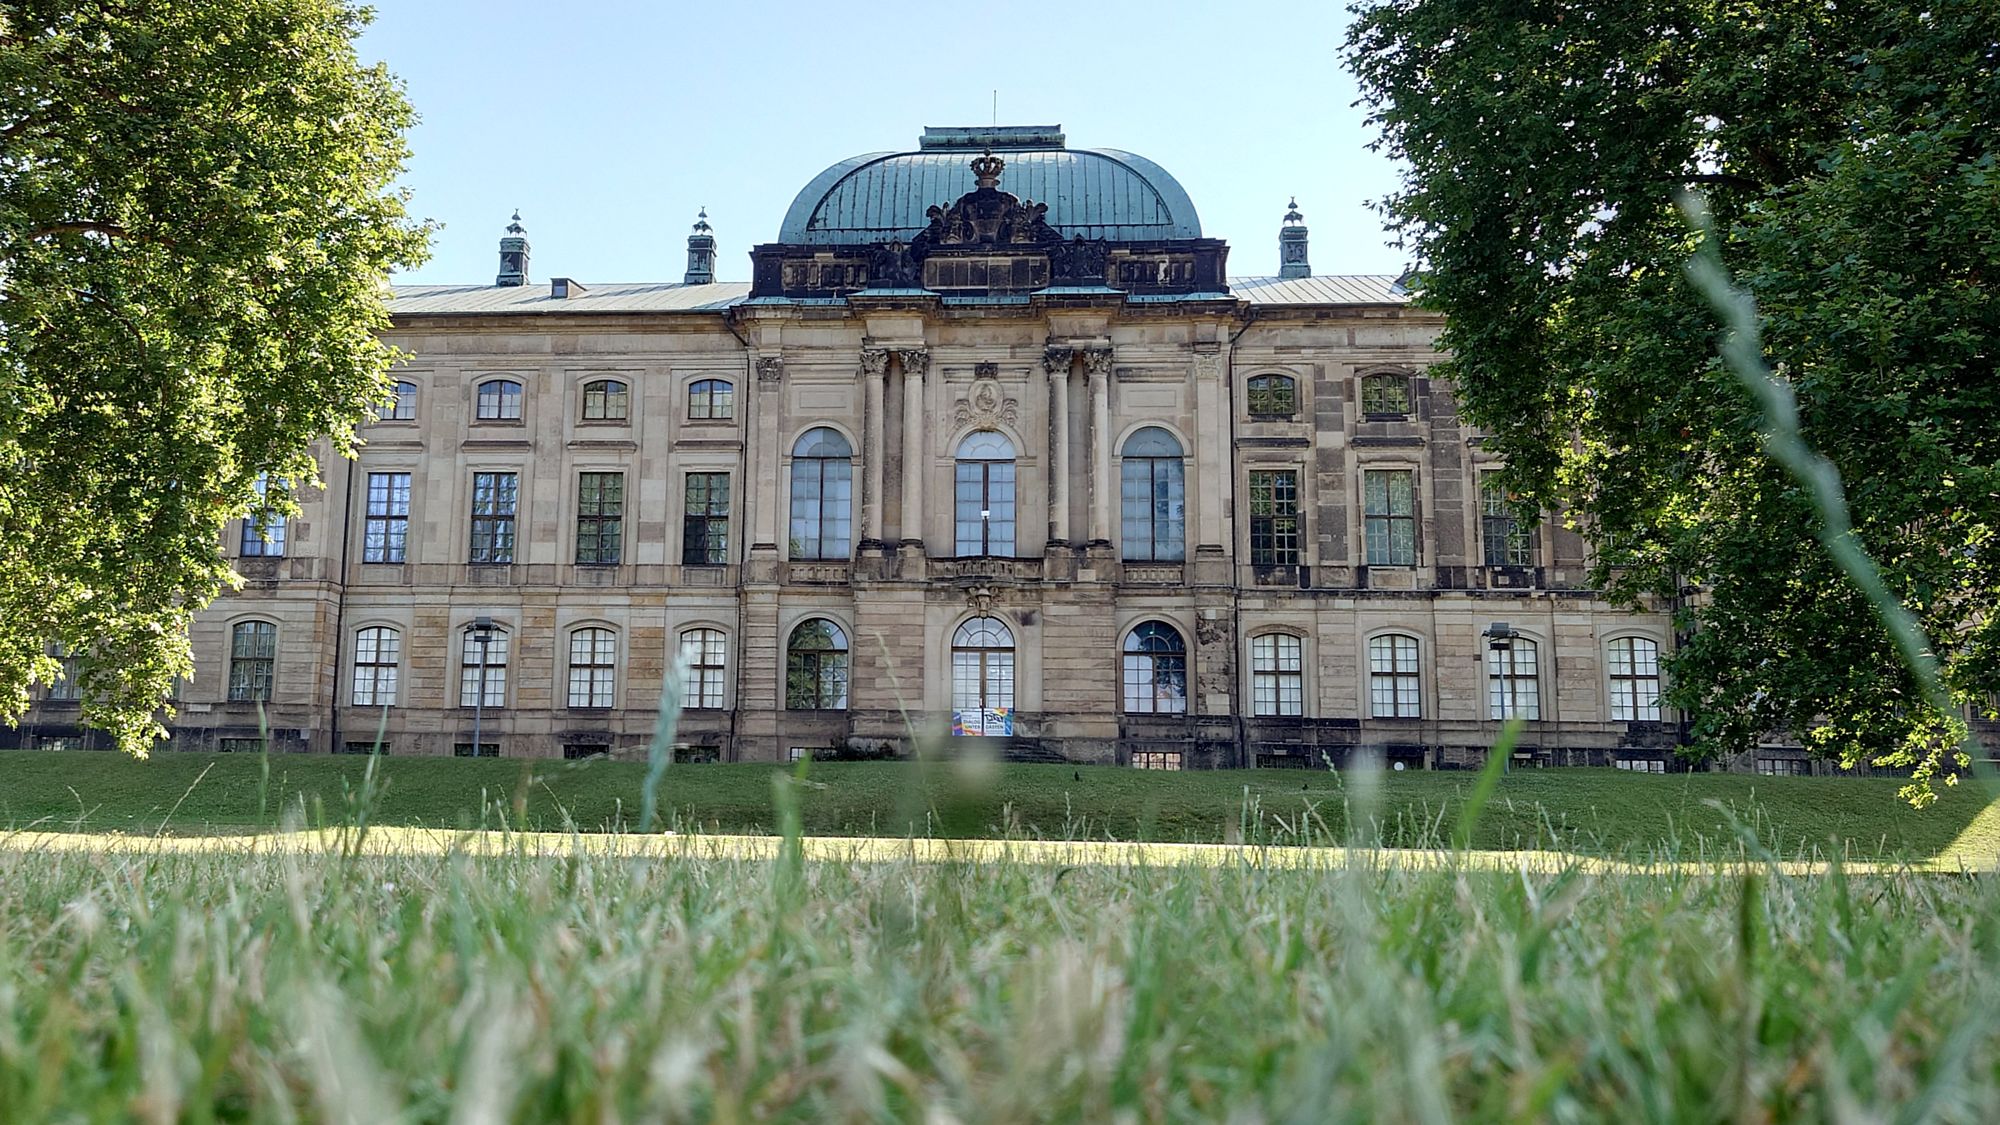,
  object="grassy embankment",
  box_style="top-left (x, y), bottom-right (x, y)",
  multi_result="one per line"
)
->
top-left (4, 750), bottom-right (1996, 861)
